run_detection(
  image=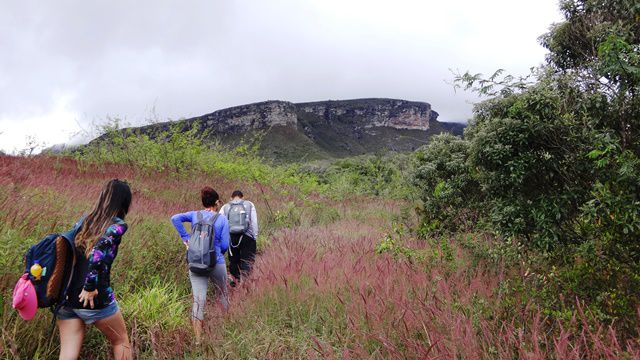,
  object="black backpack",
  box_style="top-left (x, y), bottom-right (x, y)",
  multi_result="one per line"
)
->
top-left (187, 211), bottom-right (220, 275)
top-left (23, 219), bottom-right (83, 310)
